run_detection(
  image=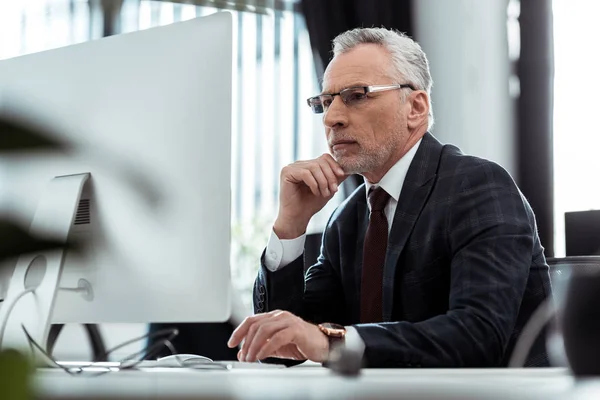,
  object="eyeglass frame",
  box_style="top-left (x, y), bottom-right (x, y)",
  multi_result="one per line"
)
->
top-left (306, 83), bottom-right (416, 114)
